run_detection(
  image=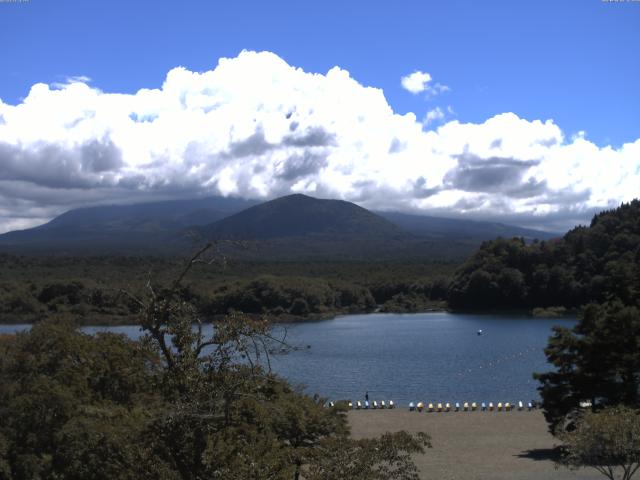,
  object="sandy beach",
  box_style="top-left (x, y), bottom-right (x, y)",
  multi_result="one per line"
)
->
top-left (348, 409), bottom-right (602, 480)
